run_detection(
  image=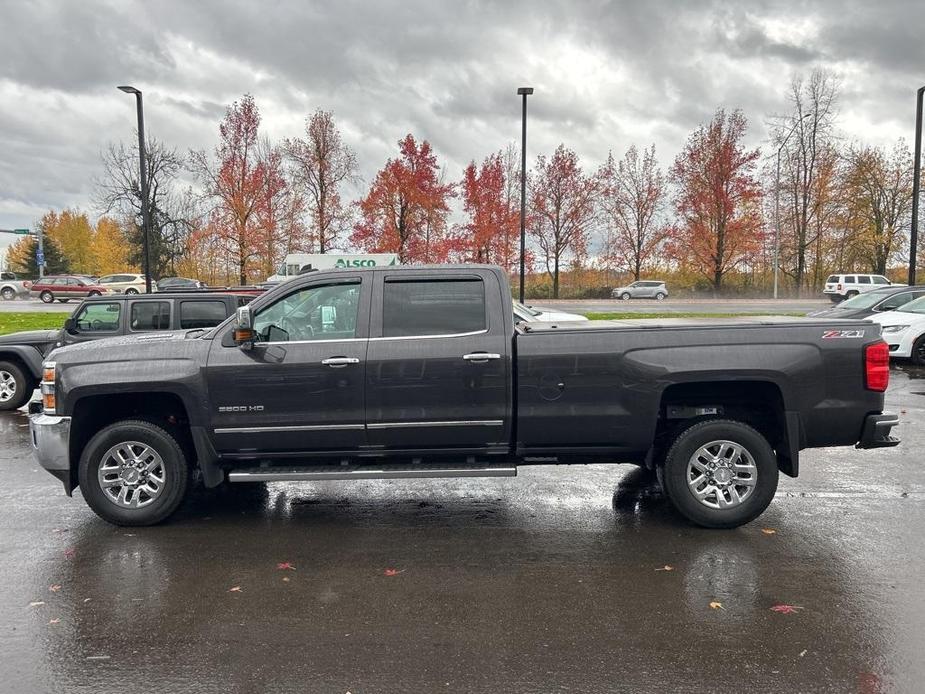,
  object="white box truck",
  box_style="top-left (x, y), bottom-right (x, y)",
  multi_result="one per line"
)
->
top-left (267, 253), bottom-right (399, 283)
